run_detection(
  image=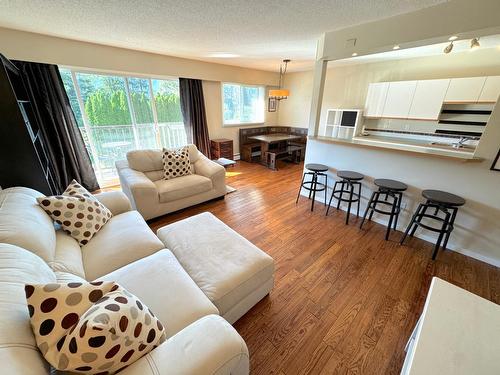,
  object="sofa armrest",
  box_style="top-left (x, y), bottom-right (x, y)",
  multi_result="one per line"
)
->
top-left (94, 191), bottom-right (132, 216)
top-left (194, 153), bottom-right (226, 193)
top-left (116, 160), bottom-right (159, 220)
top-left (119, 315), bottom-right (249, 375)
